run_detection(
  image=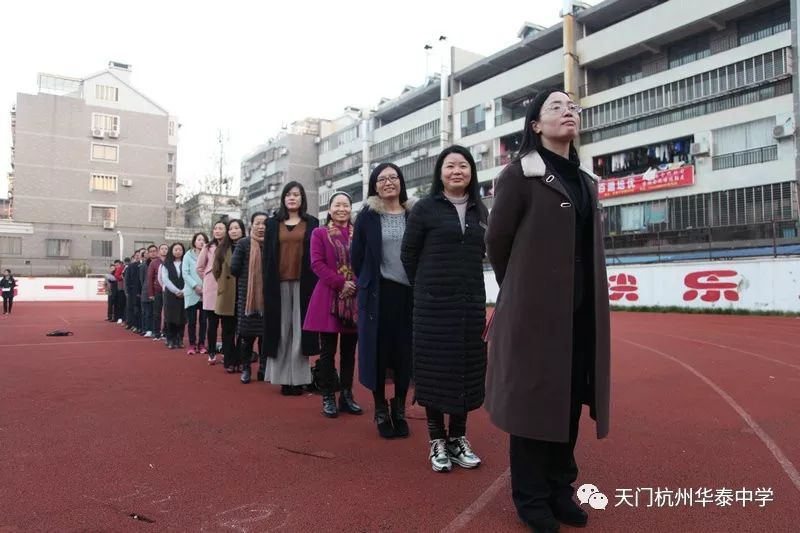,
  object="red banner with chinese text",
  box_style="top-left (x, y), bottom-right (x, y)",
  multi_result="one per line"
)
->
top-left (598, 166), bottom-right (695, 199)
